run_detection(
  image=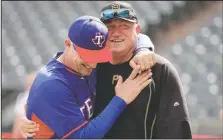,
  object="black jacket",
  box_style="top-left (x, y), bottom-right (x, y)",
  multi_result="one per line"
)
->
top-left (93, 54), bottom-right (192, 139)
